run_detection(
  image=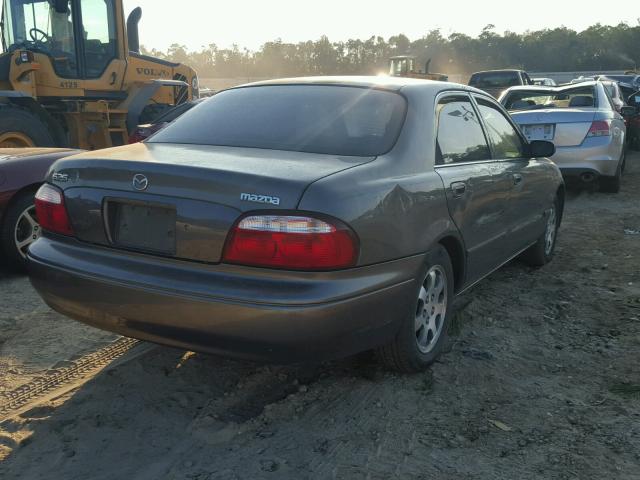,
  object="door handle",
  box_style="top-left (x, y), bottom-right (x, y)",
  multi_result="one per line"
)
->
top-left (109, 72), bottom-right (117, 85)
top-left (450, 181), bottom-right (467, 197)
top-left (513, 174), bottom-right (523, 185)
